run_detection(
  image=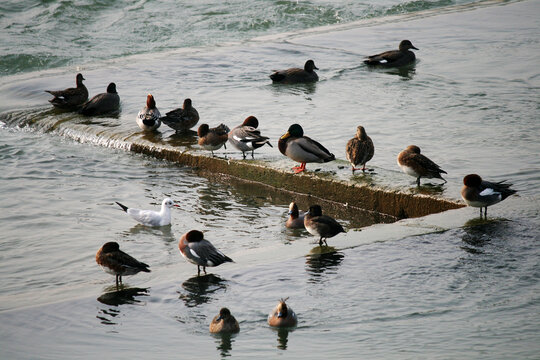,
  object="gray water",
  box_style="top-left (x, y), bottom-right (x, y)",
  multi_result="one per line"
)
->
top-left (1, 0), bottom-right (540, 359)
